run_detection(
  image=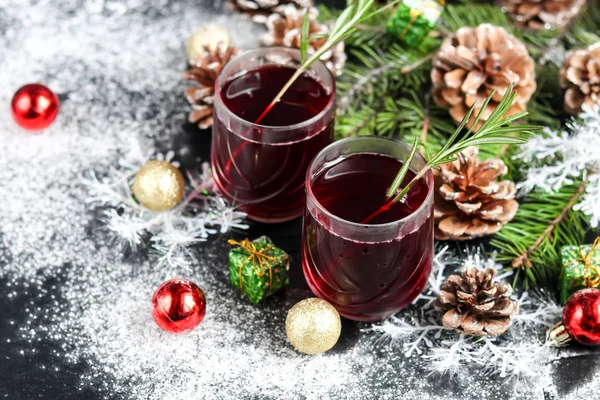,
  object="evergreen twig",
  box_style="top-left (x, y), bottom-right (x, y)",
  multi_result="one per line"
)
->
top-left (490, 183), bottom-right (588, 288)
top-left (511, 181), bottom-right (588, 272)
top-left (338, 56), bottom-right (408, 112)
